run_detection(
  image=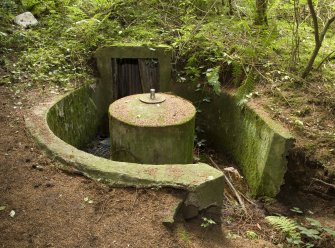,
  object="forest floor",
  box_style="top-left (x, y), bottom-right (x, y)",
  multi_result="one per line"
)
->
top-left (1, 81), bottom-right (335, 248)
top-left (252, 74), bottom-right (335, 177)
